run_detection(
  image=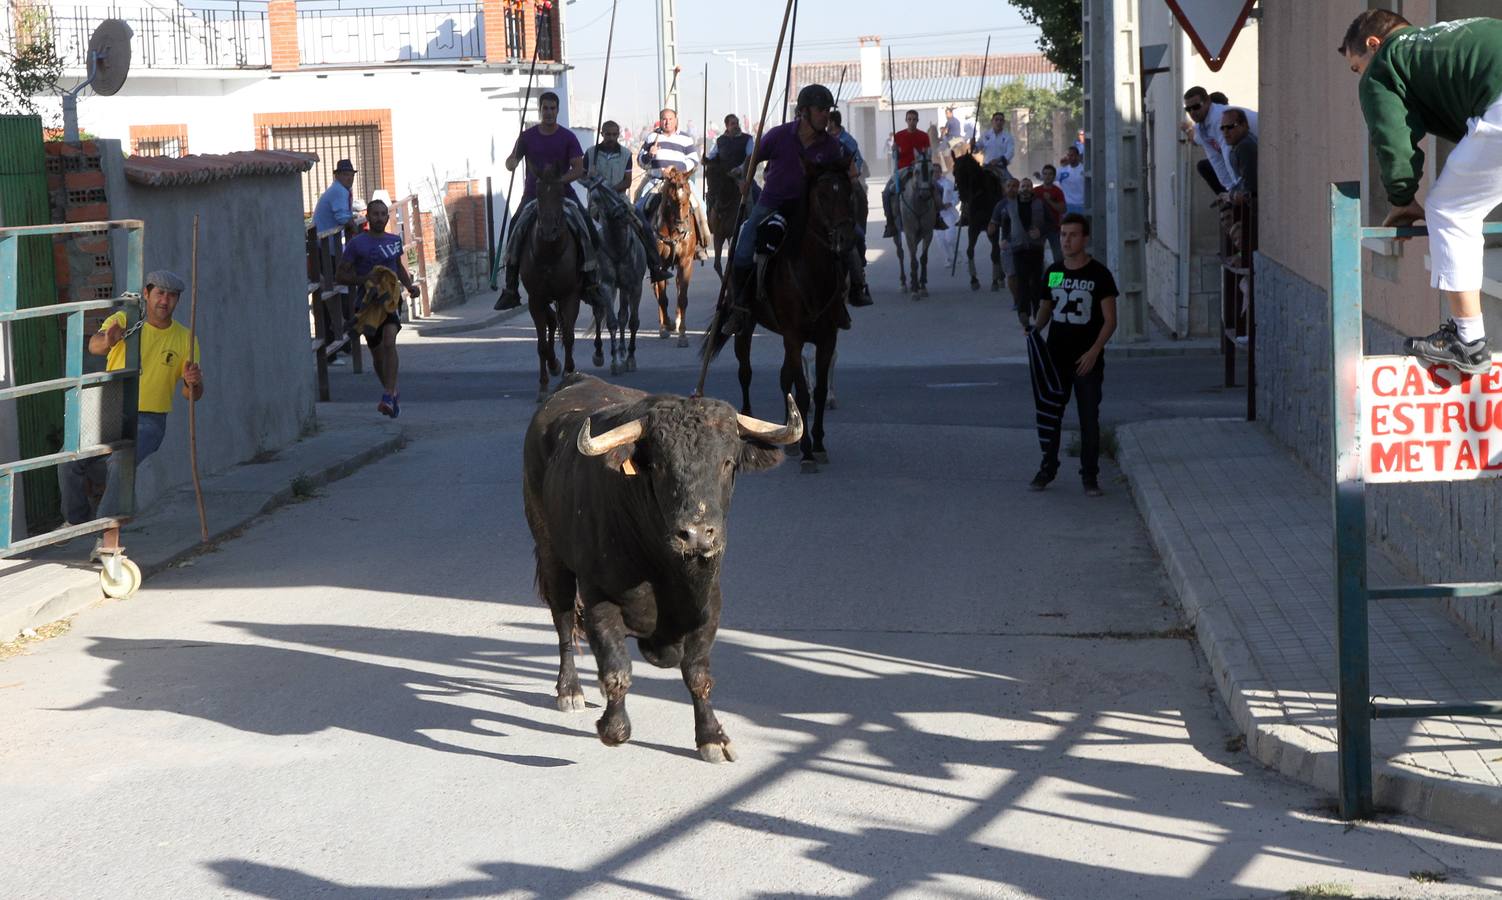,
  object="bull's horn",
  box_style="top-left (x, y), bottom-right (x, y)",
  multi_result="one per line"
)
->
top-left (737, 394), bottom-right (804, 445)
top-left (577, 416), bottom-right (645, 457)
